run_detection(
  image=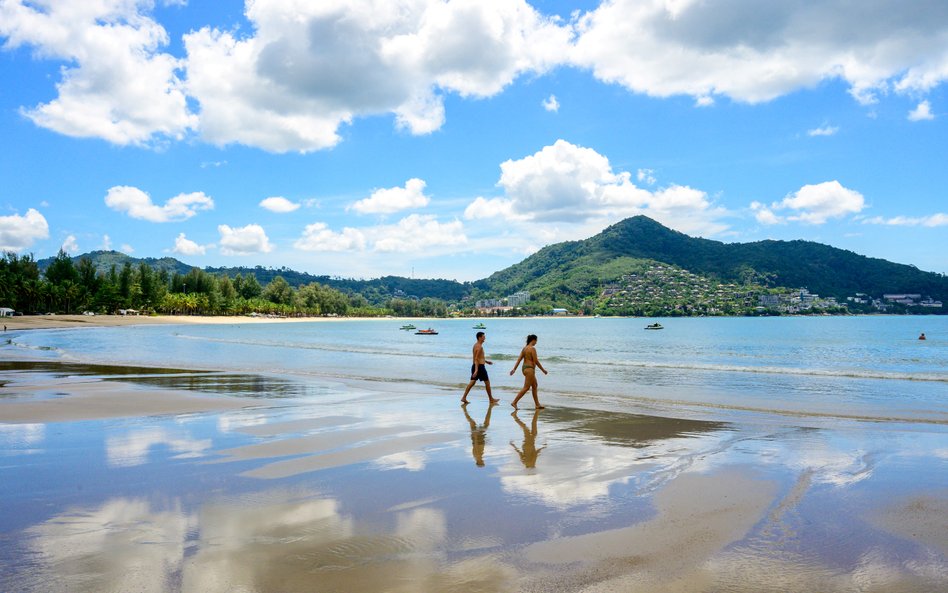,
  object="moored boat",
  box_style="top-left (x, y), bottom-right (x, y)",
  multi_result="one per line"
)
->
top-left (415, 328), bottom-right (438, 335)
top-left (645, 323), bottom-right (664, 330)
